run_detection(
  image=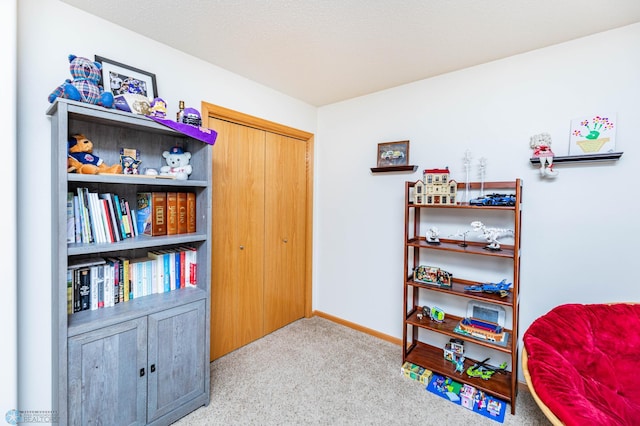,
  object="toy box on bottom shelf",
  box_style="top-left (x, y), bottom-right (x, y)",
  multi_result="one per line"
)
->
top-left (401, 362), bottom-right (432, 385)
top-left (426, 373), bottom-right (507, 423)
